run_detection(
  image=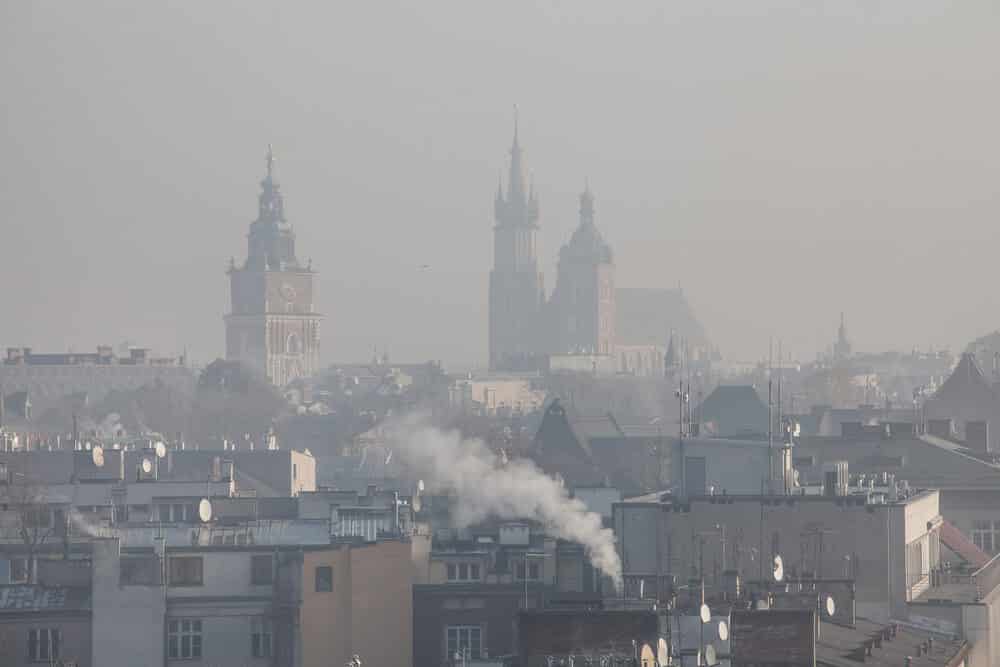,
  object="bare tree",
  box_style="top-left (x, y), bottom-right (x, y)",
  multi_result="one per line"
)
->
top-left (0, 473), bottom-right (61, 583)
